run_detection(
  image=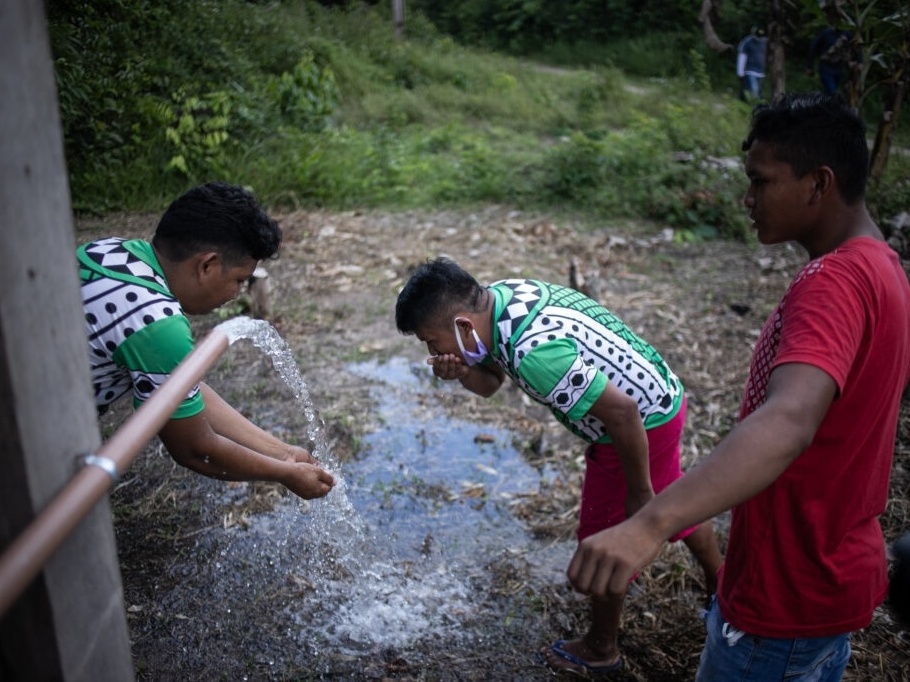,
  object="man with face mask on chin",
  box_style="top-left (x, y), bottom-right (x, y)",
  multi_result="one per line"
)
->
top-left (395, 257), bottom-right (722, 676)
